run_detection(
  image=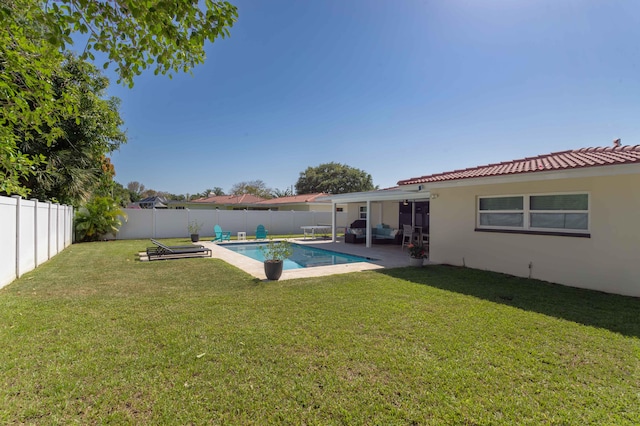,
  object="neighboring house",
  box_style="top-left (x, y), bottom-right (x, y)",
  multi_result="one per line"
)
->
top-left (178, 194), bottom-right (267, 210)
top-left (168, 193), bottom-right (345, 212)
top-left (324, 144), bottom-right (640, 297)
top-left (131, 196), bottom-right (168, 209)
top-left (253, 193), bottom-right (336, 212)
